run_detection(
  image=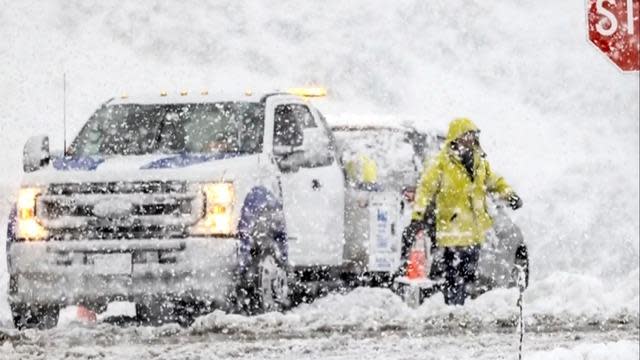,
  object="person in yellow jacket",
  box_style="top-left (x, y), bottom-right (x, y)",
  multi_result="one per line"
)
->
top-left (404, 117), bottom-right (522, 305)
